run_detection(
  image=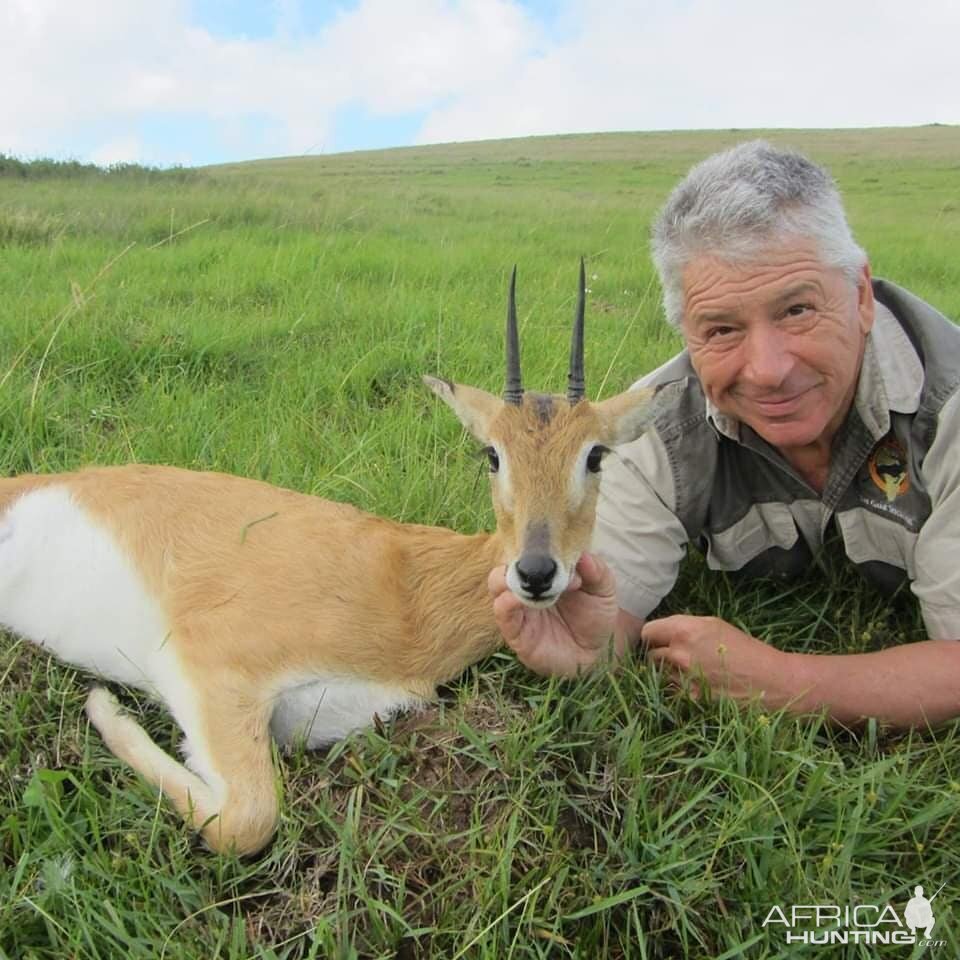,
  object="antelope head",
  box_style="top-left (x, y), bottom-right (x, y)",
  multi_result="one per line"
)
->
top-left (426, 262), bottom-right (654, 607)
